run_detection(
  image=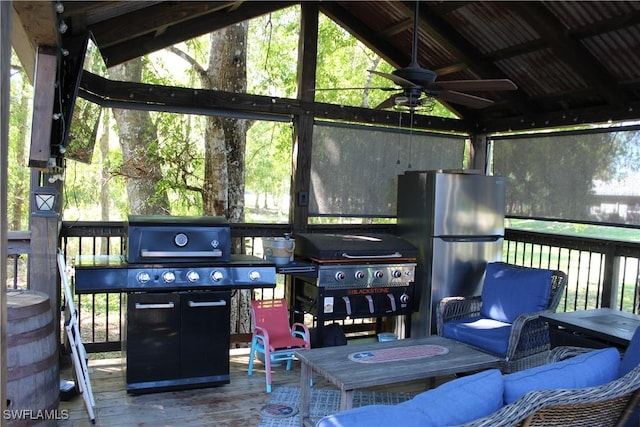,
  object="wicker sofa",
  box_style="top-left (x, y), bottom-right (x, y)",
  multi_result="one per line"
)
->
top-left (437, 262), bottom-right (568, 373)
top-left (316, 327), bottom-right (640, 427)
top-left (459, 346), bottom-right (640, 427)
